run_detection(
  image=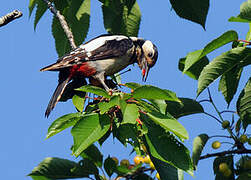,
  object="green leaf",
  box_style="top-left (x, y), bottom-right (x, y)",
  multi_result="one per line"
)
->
top-left (71, 113), bottom-right (110, 157)
top-left (104, 156), bottom-right (117, 177)
top-left (237, 77), bottom-right (251, 130)
top-left (229, 0), bottom-right (251, 23)
top-left (166, 98), bottom-right (204, 118)
top-left (169, 0), bottom-right (209, 28)
top-left (52, 0), bottom-right (90, 56)
top-left (34, 0), bottom-right (48, 30)
top-left (143, 118), bottom-right (193, 175)
top-left (147, 111), bottom-right (189, 140)
top-left (72, 94), bottom-right (85, 112)
top-left (46, 112), bottom-right (83, 139)
top-left (219, 67), bottom-right (243, 106)
top-left (98, 95), bottom-right (120, 114)
top-left (148, 99), bottom-right (167, 114)
top-left (183, 31), bottom-right (238, 73)
top-left (28, 157), bottom-right (88, 179)
top-left (113, 124), bottom-right (139, 146)
top-left (150, 156), bottom-right (184, 180)
top-left (192, 134), bottom-right (209, 170)
top-left (213, 156), bottom-right (235, 180)
top-left (30, 176), bottom-right (51, 180)
top-left (125, 82), bottom-right (142, 90)
top-left (102, 0), bottom-right (141, 36)
top-left (246, 23), bottom-right (251, 41)
top-left (133, 85), bottom-right (180, 102)
top-left (80, 144), bottom-right (103, 167)
top-left (29, 0), bottom-right (37, 17)
top-left (79, 158), bottom-right (99, 175)
top-left (197, 47), bottom-right (251, 96)
top-left (122, 104), bottom-right (139, 124)
top-left (179, 56), bottom-right (209, 80)
top-left (76, 85), bottom-right (110, 98)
